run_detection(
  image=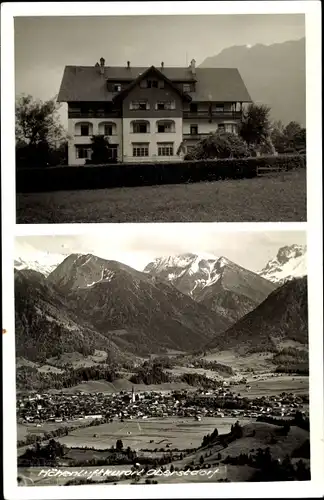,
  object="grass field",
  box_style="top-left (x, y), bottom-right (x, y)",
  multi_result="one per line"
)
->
top-left (56, 417), bottom-right (253, 451)
top-left (16, 169), bottom-right (306, 223)
top-left (234, 375), bottom-right (309, 398)
top-left (17, 419), bottom-right (91, 441)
